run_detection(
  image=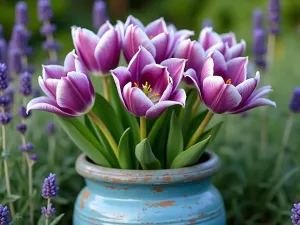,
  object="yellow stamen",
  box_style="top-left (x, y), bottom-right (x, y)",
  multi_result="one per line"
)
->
top-left (134, 82), bottom-right (139, 87)
top-left (226, 79), bottom-right (232, 84)
top-left (151, 93), bottom-right (160, 98)
top-left (149, 35), bottom-right (154, 40)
